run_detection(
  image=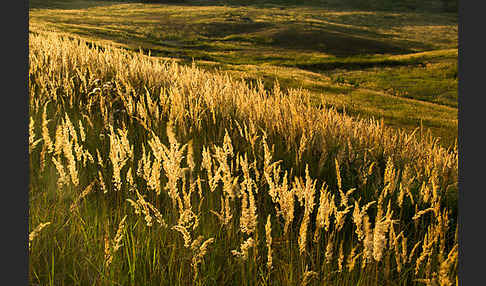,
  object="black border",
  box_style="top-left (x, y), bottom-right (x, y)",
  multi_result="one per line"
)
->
top-left (458, 0), bottom-right (480, 285)
top-left (7, 0), bottom-right (29, 284)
